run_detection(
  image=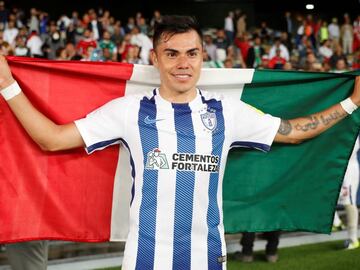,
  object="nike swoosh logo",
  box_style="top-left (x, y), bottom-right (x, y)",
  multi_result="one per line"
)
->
top-left (144, 115), bottom-right (164, 125)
